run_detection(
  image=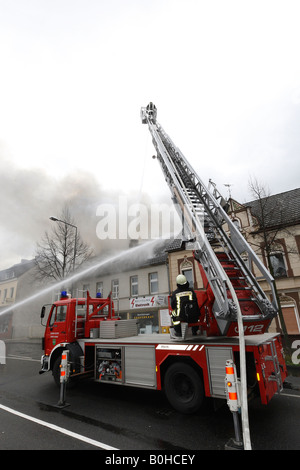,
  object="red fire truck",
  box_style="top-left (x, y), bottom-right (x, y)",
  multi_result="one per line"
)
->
top-left (40, 289), bottom-right (286, 414)
top-left (40, 104), bottom-right (287, 419)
